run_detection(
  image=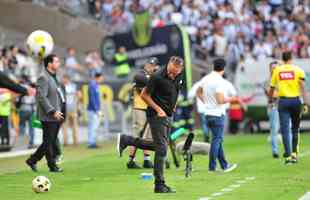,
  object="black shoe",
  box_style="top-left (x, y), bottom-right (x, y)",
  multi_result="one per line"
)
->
top-left (127, 160), bottom-right (142, 169)
top-left (272, 153), bottom-right (279, 159)
top-left (26, 159), bottom-right (37, 172)
top-left (154, 184), bottom-right (176, 193)
top-left (49, 166), bottom-right (63, 173)
top-left (117, 133), bottom-right (127, 157)
top-left (143, 160), bottom-right (154, 168)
